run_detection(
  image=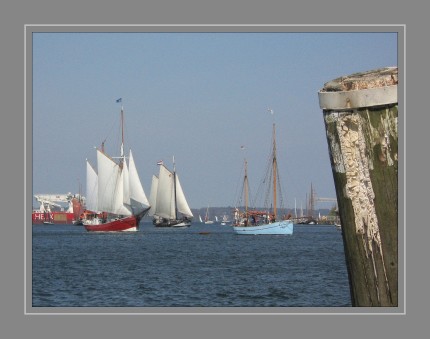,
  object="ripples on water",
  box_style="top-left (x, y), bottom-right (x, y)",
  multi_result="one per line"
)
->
top-left (32, 223), bottom-right (352, 308)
